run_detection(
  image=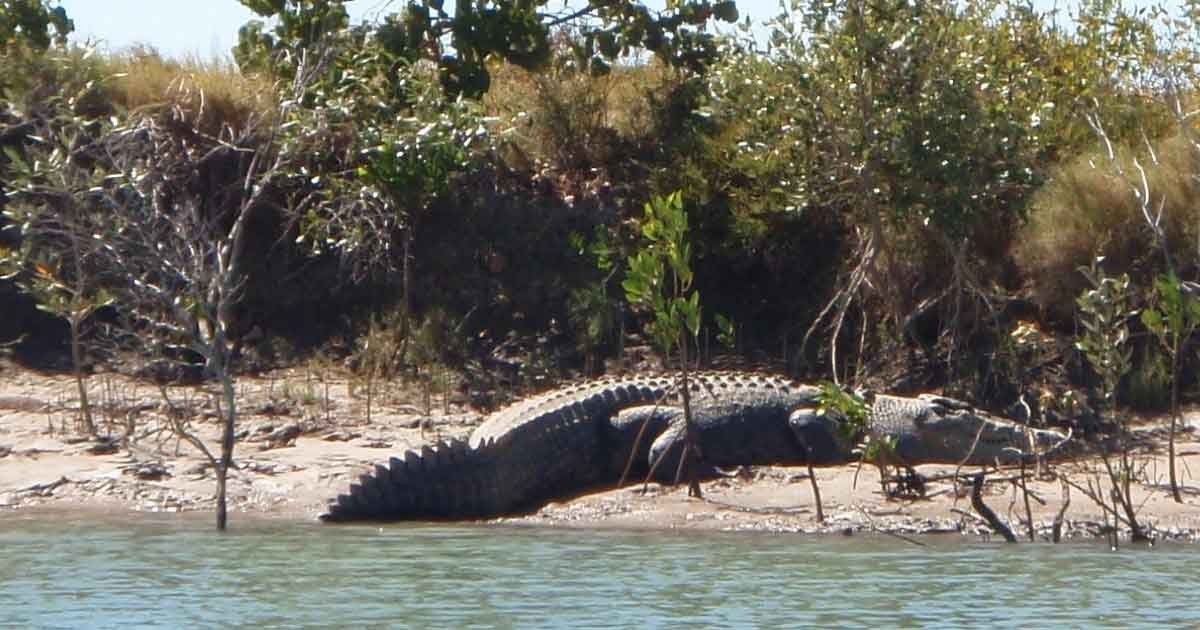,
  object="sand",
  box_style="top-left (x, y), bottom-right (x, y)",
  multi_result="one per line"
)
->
top-left (2, 364), bottom-right (1198, 541)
